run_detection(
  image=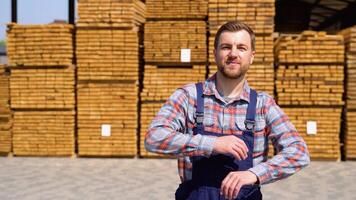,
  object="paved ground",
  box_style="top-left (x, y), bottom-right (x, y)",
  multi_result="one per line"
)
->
top-left (0, 157), bottom-right (356, 200)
